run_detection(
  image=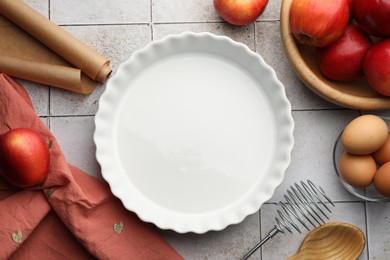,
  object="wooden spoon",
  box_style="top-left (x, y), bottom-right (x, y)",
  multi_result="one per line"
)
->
top-left (288, 222), bottom-right (365, 260)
